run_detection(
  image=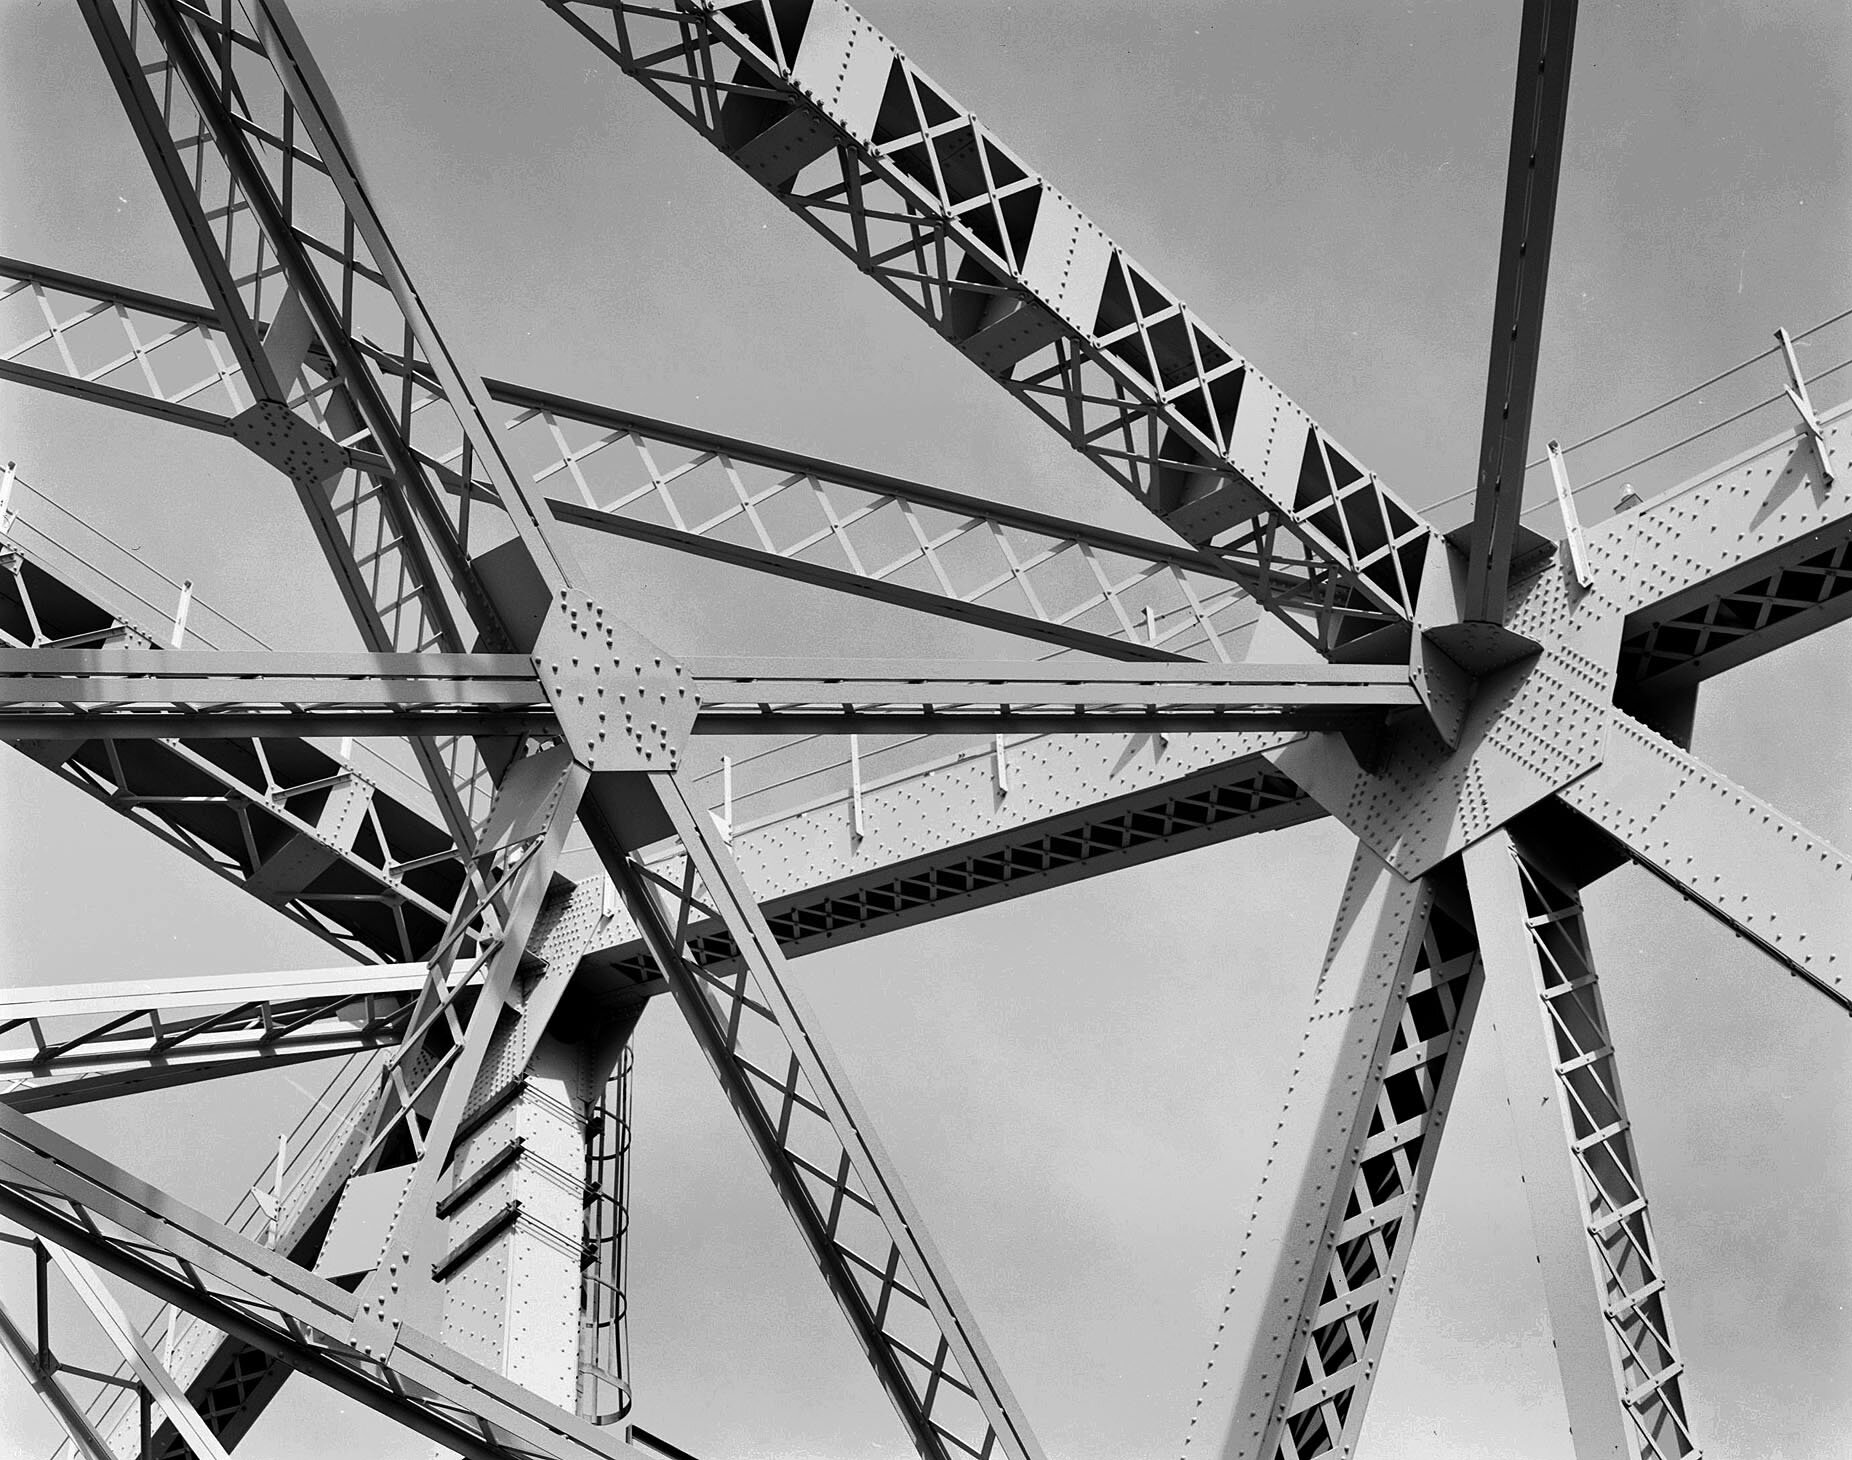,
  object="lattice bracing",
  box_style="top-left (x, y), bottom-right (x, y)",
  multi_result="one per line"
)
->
top-left (1180, 853), bottom-right (1485, 1460)
top-left (0, 965), bottom-right (420, 1110)
top-left (86, 0), bottom-right (513, 841)
top-left (615, 783), bottom-right (1039, 1460)
top-left (2, 4), bottom-right (1849, 1460)
top-left (545, 0), bottom-right (1436, 655)
top-left (1276, 917), bottom-right (1481, 1460)
top-left (0, 255), bottom-right (1267, 667)
top-left (1617, 533), bottom-right (1852, 690)
top-left (1508, 848), bottom-right (1697, 1460)
top-left (0, 259), bottom-right (250, 433)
